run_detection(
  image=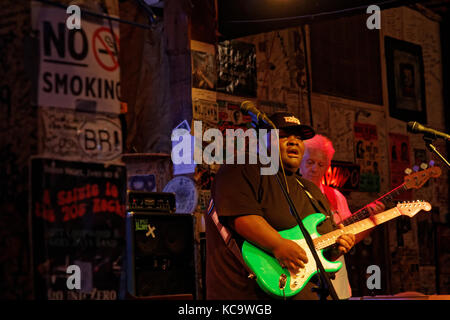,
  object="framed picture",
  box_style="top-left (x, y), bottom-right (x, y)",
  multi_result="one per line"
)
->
top-left (385, 36), bottom-right (427, 122)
